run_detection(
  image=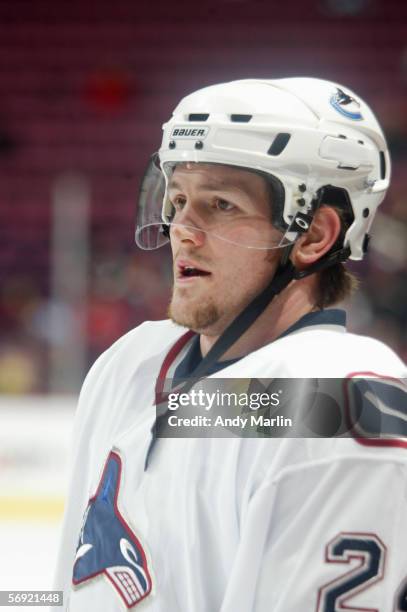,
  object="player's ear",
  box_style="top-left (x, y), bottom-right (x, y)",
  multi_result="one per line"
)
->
top-left (291, 206), bottom-right (341, 270)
